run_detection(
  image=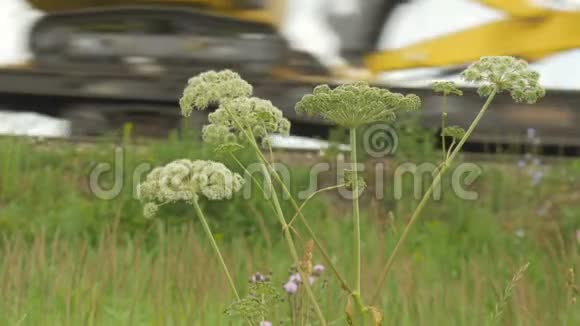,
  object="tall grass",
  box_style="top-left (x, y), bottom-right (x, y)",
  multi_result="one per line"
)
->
top-left (0, 213), bottom-right (577, 325)
top-left (0, 135), bottom-right (579, 325)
